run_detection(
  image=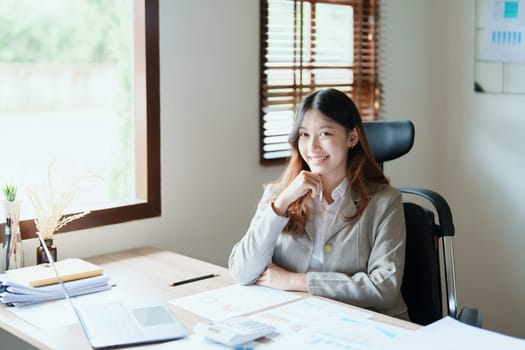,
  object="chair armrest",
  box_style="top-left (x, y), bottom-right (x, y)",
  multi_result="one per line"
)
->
top-left (400, 187), bottom-right (455, 237)
top-left (458, 307), bottom-right (482, 328)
